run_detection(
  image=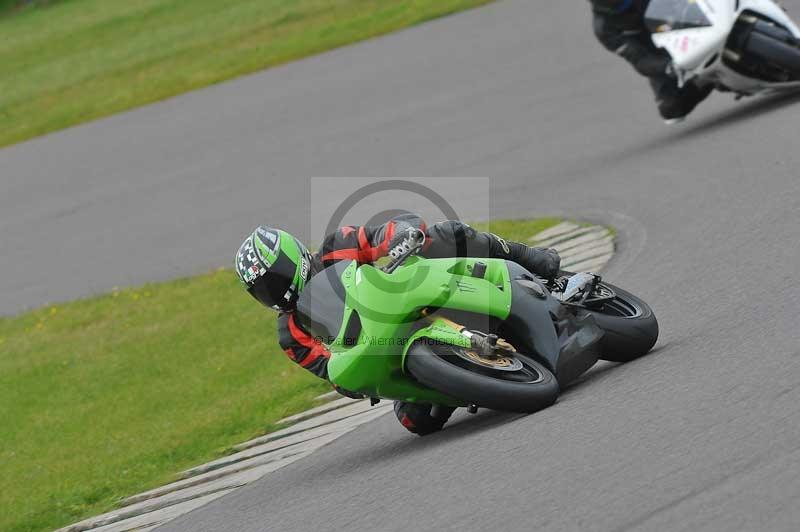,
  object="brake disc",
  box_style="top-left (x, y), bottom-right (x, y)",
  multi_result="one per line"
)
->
top-left (456, 348), bottom-right (524, 372)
